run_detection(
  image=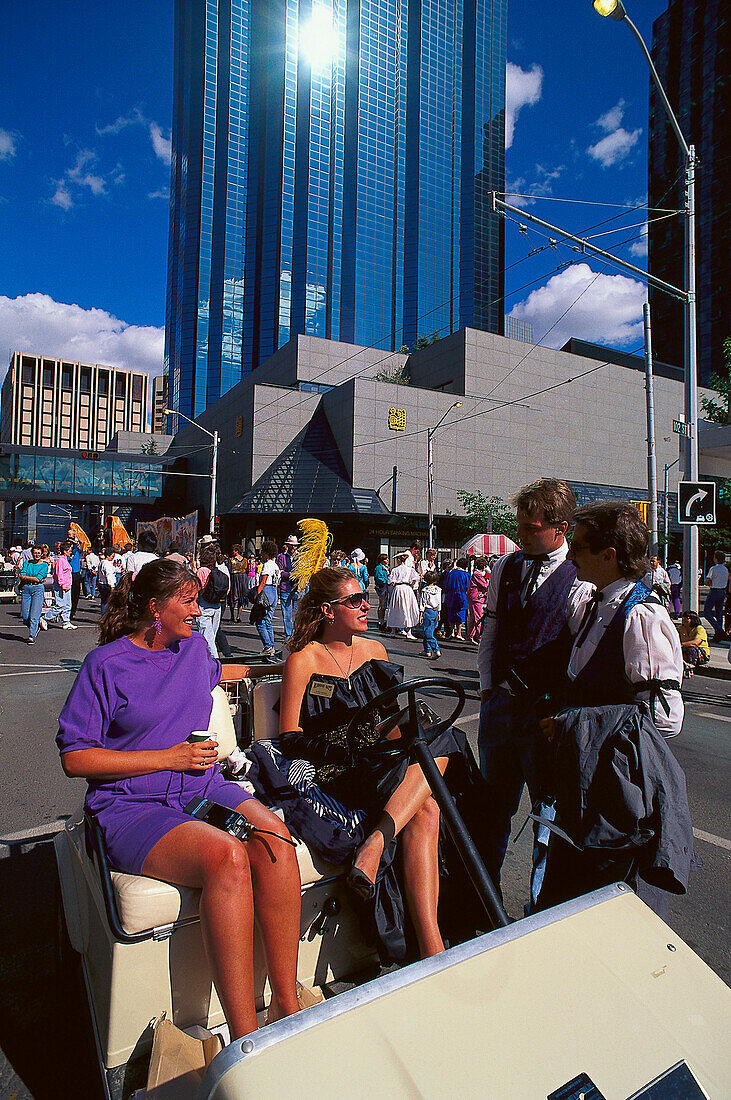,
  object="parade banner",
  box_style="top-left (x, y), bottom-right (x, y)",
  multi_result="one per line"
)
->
top-left (136, 511), bottom-right (198, 559)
